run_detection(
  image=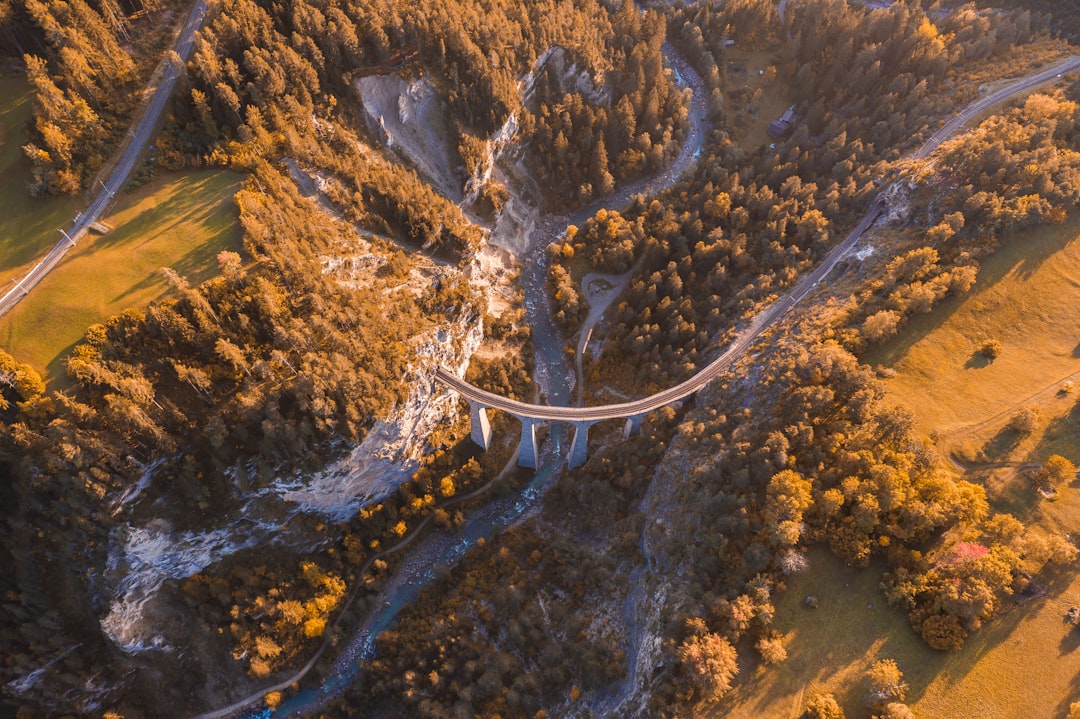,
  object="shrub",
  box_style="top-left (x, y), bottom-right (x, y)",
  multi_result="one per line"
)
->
top-left (1041, 455), bottom-right (1076, 489)
top-left (804, 692), bottom-right (845, 719)
top-left (980, 339), bottom-right (1002, 358)
top-left (756, 635), bottom-right (788, 665)
top-left (862, 310), bottom-right (901, 343)
top-left (676, 630), bottom-right (739, 700)
top-left (919, 612), bottom-right (967, 651)
top-left (873, 702), bottom-right (915, 719)
top-left (1008, 407), bottom-right (1039, 435)
top-left (866, 658), bottom-right (907, 706)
